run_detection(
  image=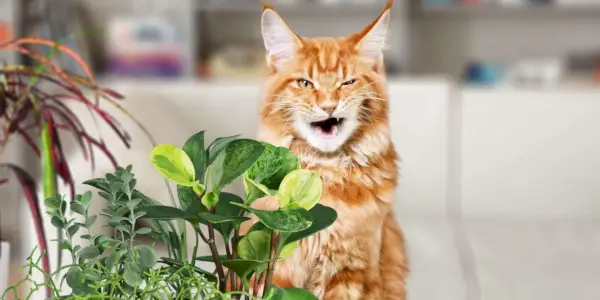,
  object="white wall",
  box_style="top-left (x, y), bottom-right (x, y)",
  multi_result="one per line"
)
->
top-left (460, 87), bottom-right (600, 217)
